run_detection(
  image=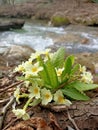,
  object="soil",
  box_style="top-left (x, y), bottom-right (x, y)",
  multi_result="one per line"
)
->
top-left (0, 0), bottom-right (98, 130)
